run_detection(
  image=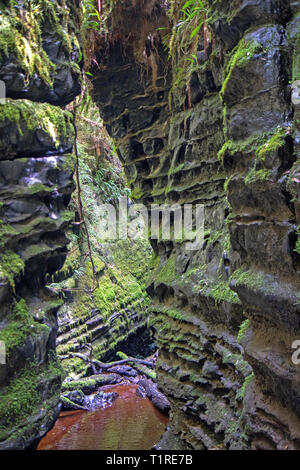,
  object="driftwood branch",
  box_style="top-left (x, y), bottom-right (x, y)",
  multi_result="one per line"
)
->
top-left (59, 352), bottom-right (155, 370)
